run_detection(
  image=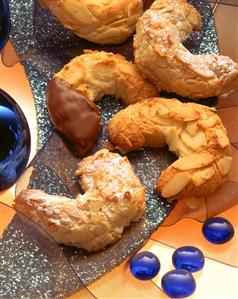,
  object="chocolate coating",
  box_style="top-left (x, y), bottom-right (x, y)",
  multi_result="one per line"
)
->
top-left (47, 77), bottom-right (102, 156)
